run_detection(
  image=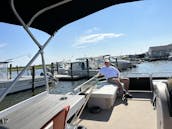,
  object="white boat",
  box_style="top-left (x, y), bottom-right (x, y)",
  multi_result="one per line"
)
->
top-left (52, 60), bottom-right (97, 80)
top-left (0, 76), bottom-right (46, 95)
top-left (168, 56), bottom-right (172, 61)
top-left (0, 62), bottom-right (47, 96)
top-left (108, 56), bottom-right (133, 71)
top-left (0, 1), bottom-right (171, 129)
top-left (77, 55), bottom-right (132, 71)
